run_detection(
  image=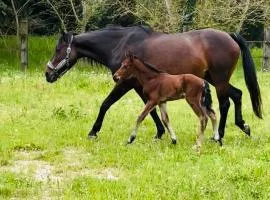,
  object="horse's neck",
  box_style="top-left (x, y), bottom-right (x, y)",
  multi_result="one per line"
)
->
top-left (75, 31), bottom-right (125, 66)
top-left (134, 61), bottom-right (160, 85)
